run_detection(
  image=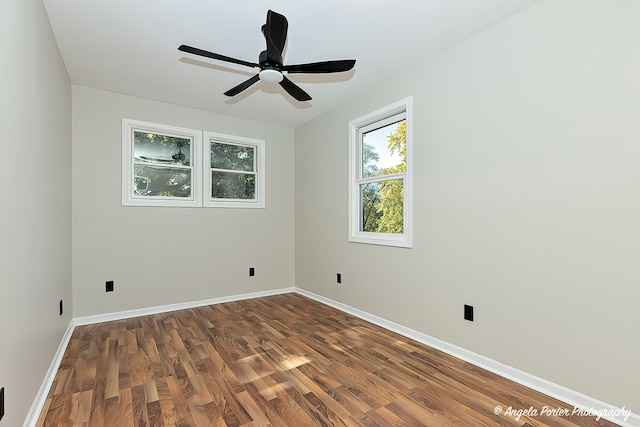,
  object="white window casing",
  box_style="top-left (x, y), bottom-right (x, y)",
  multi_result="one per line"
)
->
top-left (349, 97), bottom-right (413, 248)
top-left (203, 132), bottom-right (265, 209)
top-left (122, 119), bottom-right (202, 207)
